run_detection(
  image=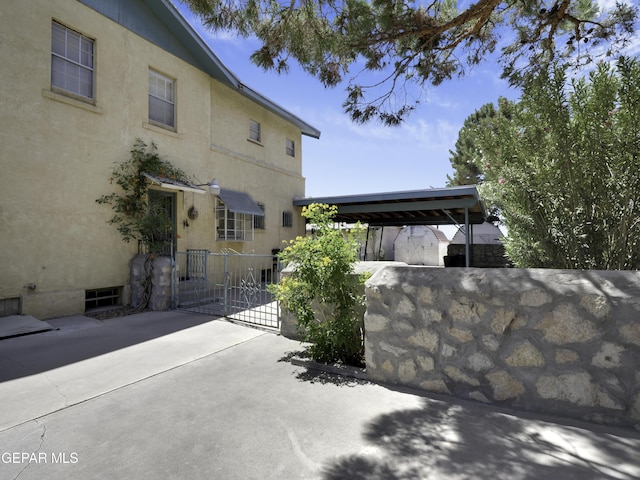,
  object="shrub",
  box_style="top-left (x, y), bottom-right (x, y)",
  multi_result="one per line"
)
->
top-left (270, 204), bottom-right (367, 366)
